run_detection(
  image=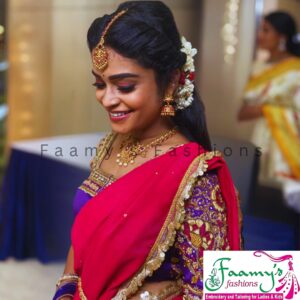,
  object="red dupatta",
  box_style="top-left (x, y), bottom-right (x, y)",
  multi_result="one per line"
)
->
top-left (71, 142), bottom-right (241, 300)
